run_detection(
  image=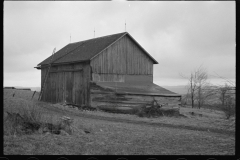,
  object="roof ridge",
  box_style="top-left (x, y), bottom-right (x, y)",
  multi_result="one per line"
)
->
top-left (51, 41), bottom-right (87, 64)
top-left (69, 32), bottom-right (127, 45)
